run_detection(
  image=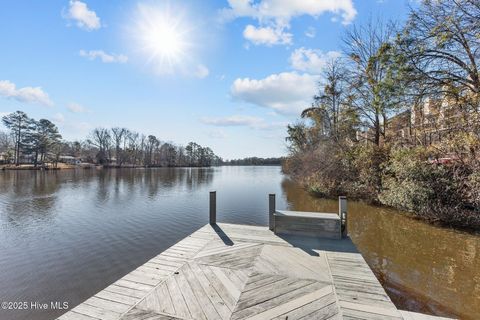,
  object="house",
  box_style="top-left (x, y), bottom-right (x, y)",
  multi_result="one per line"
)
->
top-left (0, 152), bottom-right (10, 164)
top-left (59, 155), bottom-right (81, 165)
top-left (357, 93), bottom-right (466, 146)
